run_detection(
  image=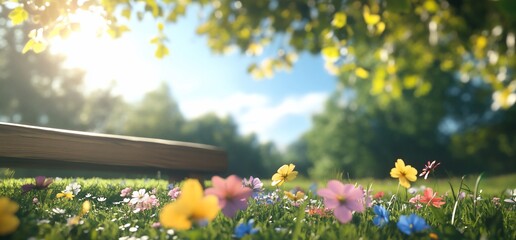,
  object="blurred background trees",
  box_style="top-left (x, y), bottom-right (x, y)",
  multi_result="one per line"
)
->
top-left (1, 0), bottom-right (515, 178)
